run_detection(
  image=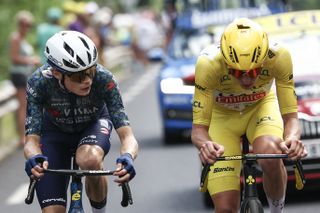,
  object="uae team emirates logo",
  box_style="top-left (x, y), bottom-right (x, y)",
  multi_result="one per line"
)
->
top-left (216, 91), bottom-right (266, 104)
